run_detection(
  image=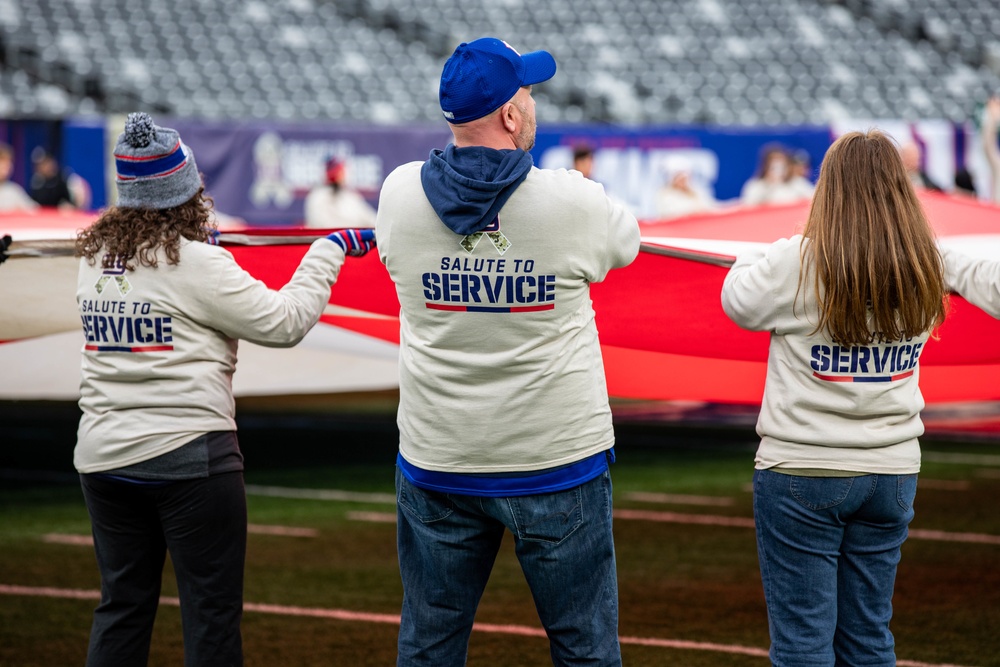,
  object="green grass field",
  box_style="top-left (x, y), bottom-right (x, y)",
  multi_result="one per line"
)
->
top-left (1, 404), bottom-right (999, 666)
